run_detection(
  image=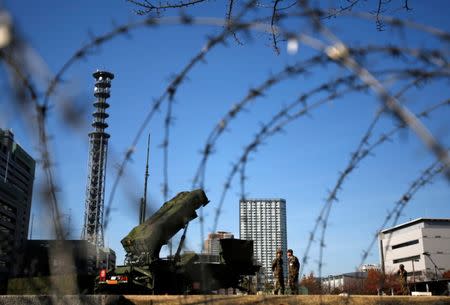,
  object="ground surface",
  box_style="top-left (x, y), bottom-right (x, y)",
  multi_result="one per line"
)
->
top-left (1, 295), bottom-right (450, 305)
top-left (126, 295), bottom-right (450, 305)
